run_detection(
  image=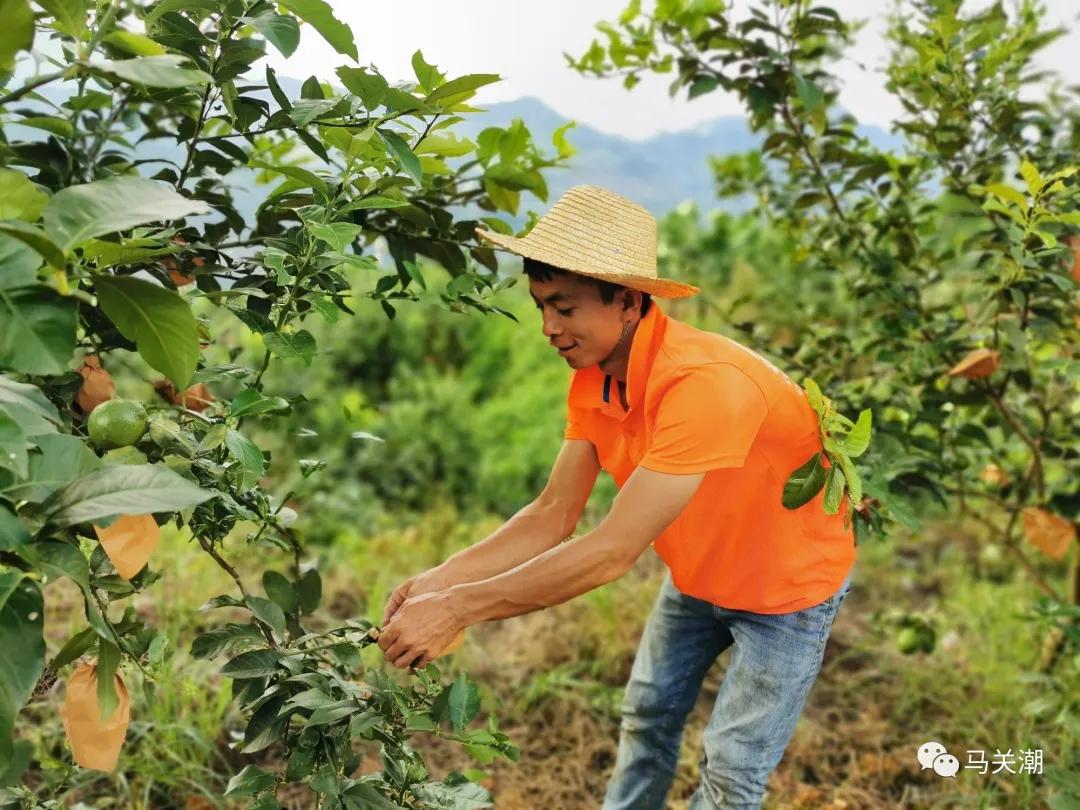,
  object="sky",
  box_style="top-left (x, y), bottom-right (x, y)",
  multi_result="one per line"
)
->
top-left (264, 0), bottom-right (1080, 141)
